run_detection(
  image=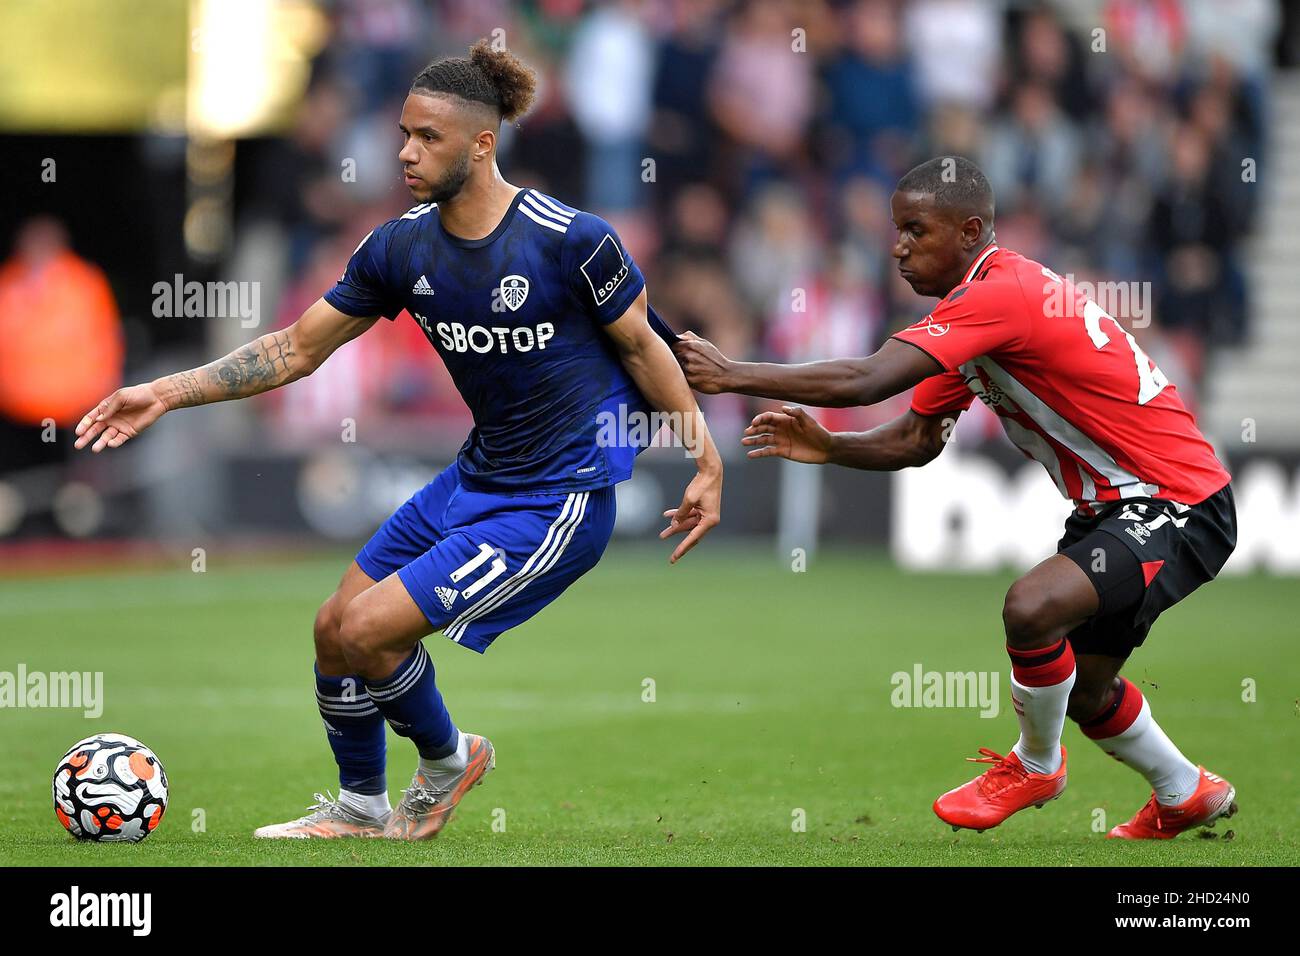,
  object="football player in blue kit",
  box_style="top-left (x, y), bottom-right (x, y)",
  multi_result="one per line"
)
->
top-left (73, 40), bottom-right (723, 840)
